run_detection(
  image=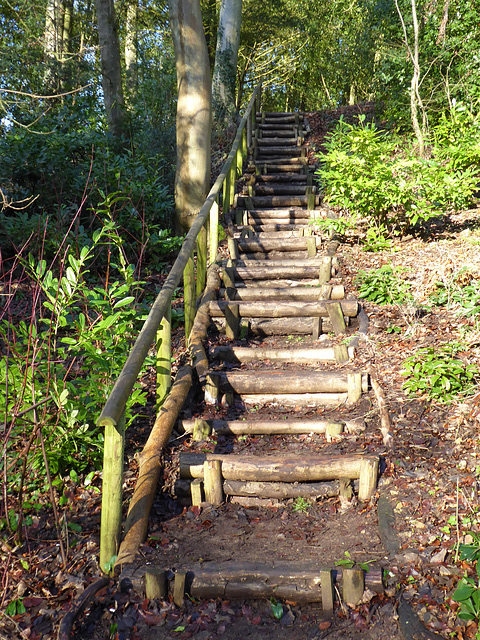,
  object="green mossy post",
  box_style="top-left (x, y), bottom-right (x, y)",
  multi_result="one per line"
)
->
top-left (184, 253), bottom-right (195, 337)
top-left (223, 169), bottom-right (231, 215)
top-left (228, 161), bottom-right (236, 209)
top-left (100, 409), bottom-right (125, 574)
top-left (156, 306), bottom-right (172, 410)
top-left (196, 225), bottom-right (208, 298)
top-left (209, 198), bottom-right (219, 264)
